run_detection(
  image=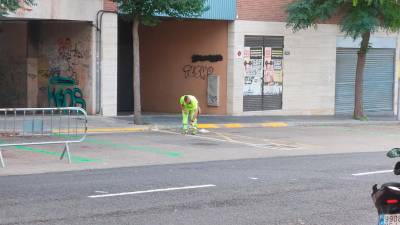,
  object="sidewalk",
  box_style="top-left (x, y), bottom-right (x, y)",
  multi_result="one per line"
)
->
top-left (86, 114), bottom-right (400, 133)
